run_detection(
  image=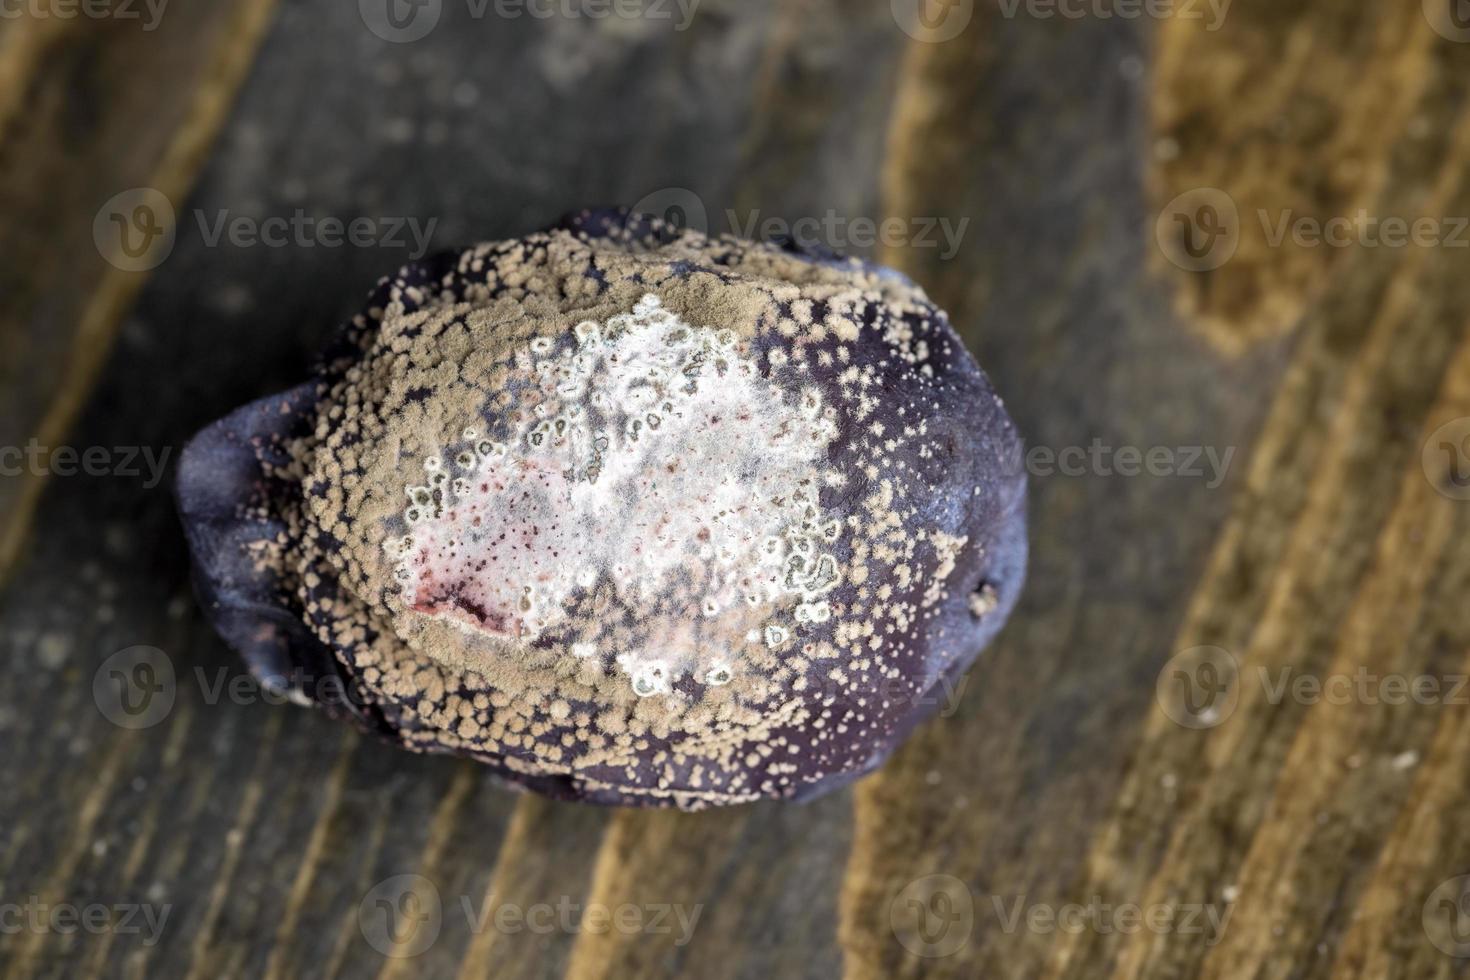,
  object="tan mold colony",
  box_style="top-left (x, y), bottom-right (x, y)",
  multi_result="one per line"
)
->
top-left (258, 222), bottom-right (993, 806)
top-left (388, 294), bottom-right (843, 698)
